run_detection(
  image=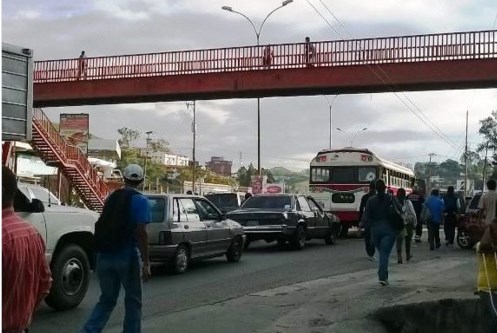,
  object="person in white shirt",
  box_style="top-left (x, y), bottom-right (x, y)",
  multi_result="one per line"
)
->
top-left (478, 179), bottom-right (497, 225)
top-left (396, 188), bottom-right (417, 263)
